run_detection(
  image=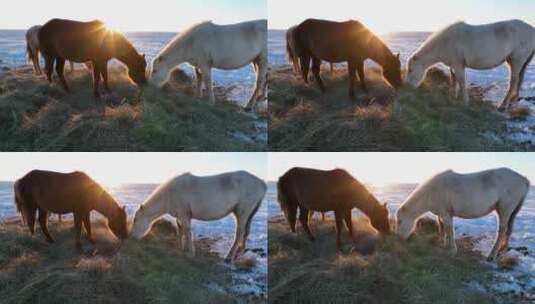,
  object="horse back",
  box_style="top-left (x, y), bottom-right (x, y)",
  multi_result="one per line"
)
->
top-left (294, 19), bottom-right (372, 61)
top-left (39, 19), bottom-right (111, 61)
top-left (278, 167), bottom-right (360, 211)
top-left (15, 170), bottom-right (98, 214)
